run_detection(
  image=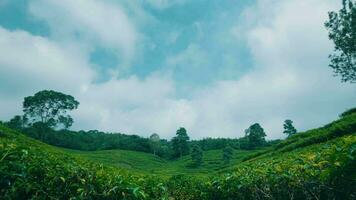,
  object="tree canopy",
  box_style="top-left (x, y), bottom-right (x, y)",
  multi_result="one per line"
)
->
top-left (283, 119), bottom-right (297, 137)
top-left (245, 123), bottom-right (266, 149)
top-left (171, 127), bottom-right (190, 158)
top-left (23, 90), bottom-right (79, 128)
top-left (149, 133), bottom-right (160, 155)
top-left (325, 0), bottom-right (356, 83)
